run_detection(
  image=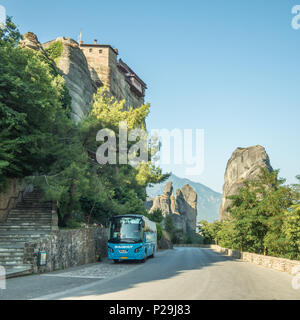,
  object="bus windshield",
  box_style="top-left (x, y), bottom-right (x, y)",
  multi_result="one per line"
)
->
top-left (108, 217), bottom-right (143, 243)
